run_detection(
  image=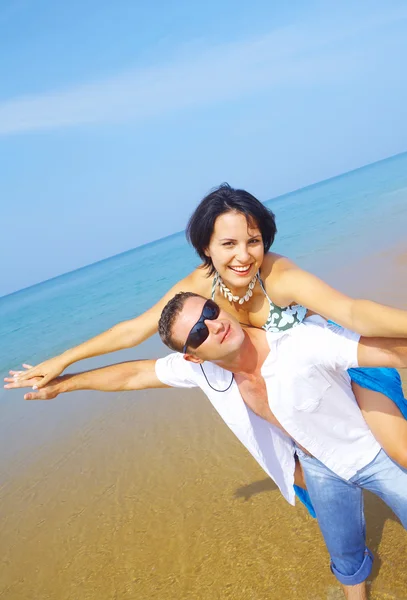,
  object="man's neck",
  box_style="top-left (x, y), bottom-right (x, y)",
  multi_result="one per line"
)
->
top-left (212, 328), bottom-right (270, 375)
